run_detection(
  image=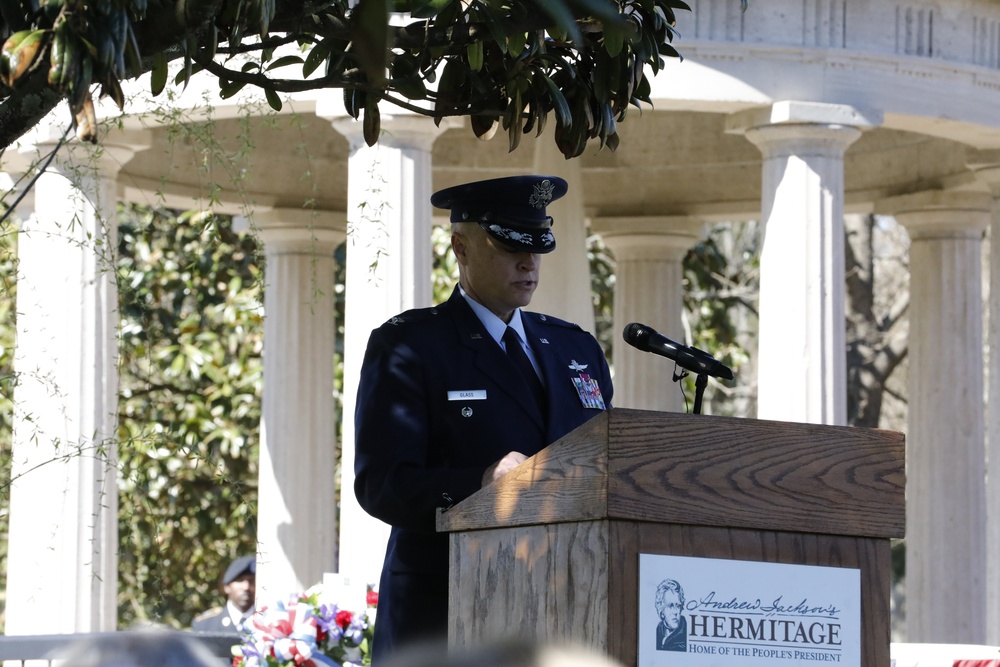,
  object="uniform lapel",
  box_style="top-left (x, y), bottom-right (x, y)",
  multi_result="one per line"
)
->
top-left (447, 288), bottom-right (546, 430)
